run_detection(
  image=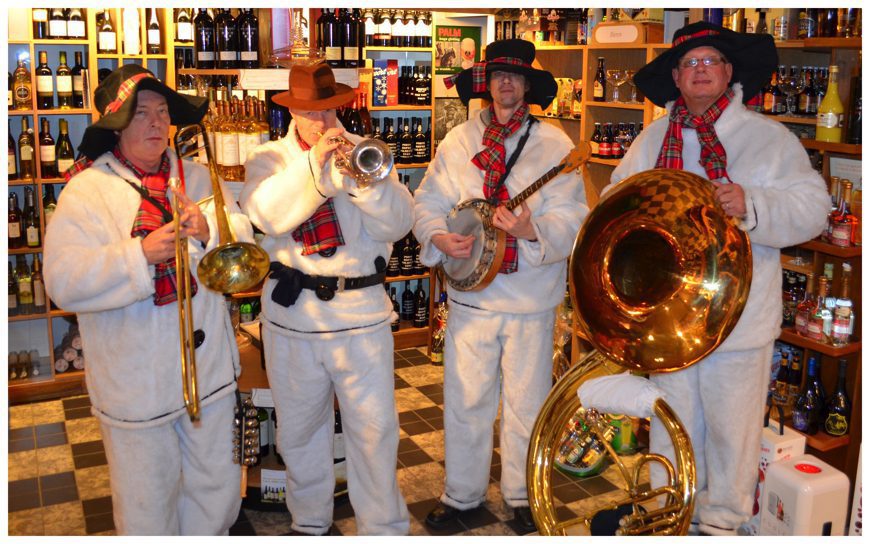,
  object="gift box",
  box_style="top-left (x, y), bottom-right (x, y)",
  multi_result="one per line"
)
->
top-left (372, 59), bottom-right (399, 107)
